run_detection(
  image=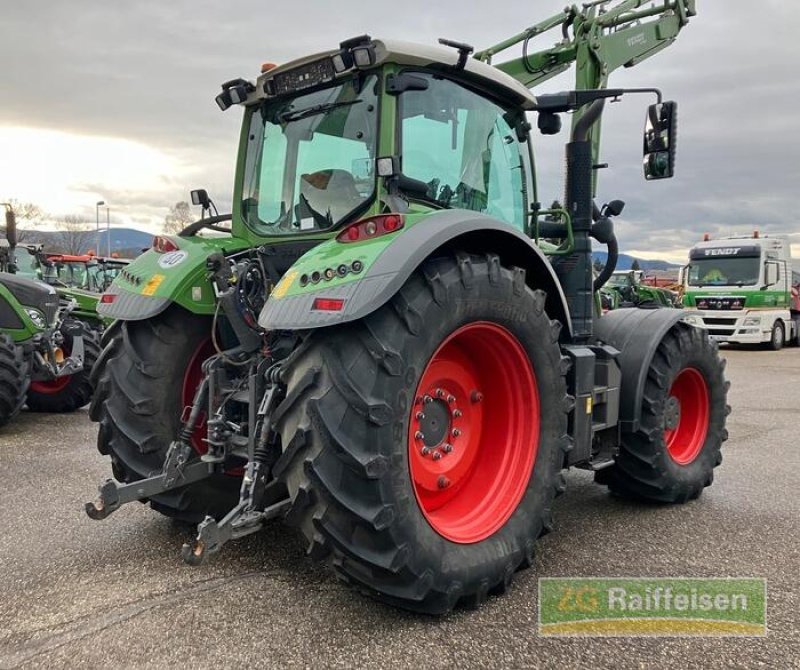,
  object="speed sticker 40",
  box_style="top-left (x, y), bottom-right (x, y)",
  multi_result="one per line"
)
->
top-left (158, 250), bottom-right (189, 269)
